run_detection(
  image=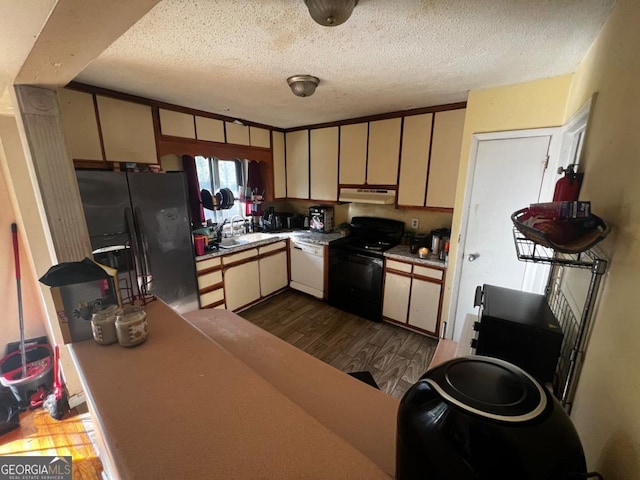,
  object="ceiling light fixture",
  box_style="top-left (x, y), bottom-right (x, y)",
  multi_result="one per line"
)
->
top-left (304, 0), bottom-right (358, 27)
top-left (287, 75), bottom-right (320, 97)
